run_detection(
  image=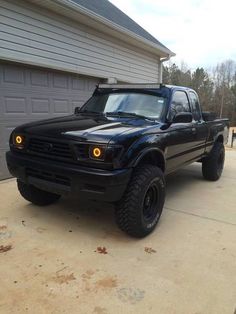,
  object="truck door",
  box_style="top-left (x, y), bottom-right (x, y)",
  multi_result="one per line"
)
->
top-left (165, 90), bottom-right (197, 173)
top-left (188, 91), bottom-right (207, 158)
